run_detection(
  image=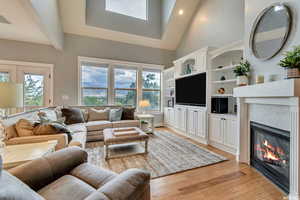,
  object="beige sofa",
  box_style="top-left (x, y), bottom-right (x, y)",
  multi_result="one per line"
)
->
top-left (1, 147), bottom-right (151, 200)
top-left (2, 106), bottom-right (140, 150)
